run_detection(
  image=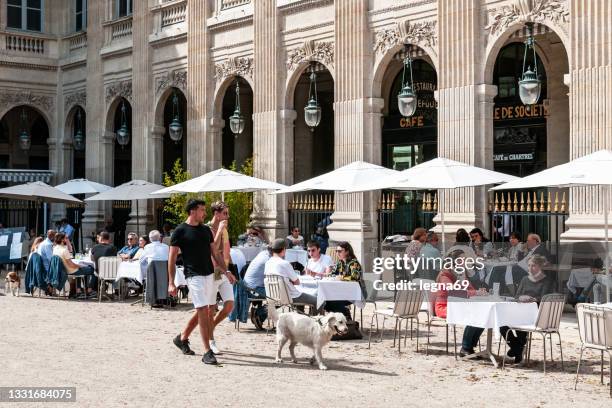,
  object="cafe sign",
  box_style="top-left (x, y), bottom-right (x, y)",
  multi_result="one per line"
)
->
top-left (494, 102), bottom-right (548, 121)
top-left (493, 152), bottom-right (535, 162)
